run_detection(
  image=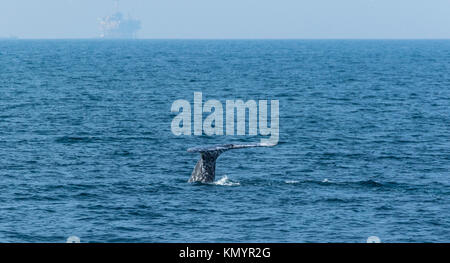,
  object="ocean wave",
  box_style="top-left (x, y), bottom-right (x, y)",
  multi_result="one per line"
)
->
top-left (284, 179), bottom-right (383, 188)
top-left (54, 136), bottom-right (96, 144)
top-left (284, 180), bottom-right (299, 184)
top-left (313, 197), bottom-right (356, 204)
